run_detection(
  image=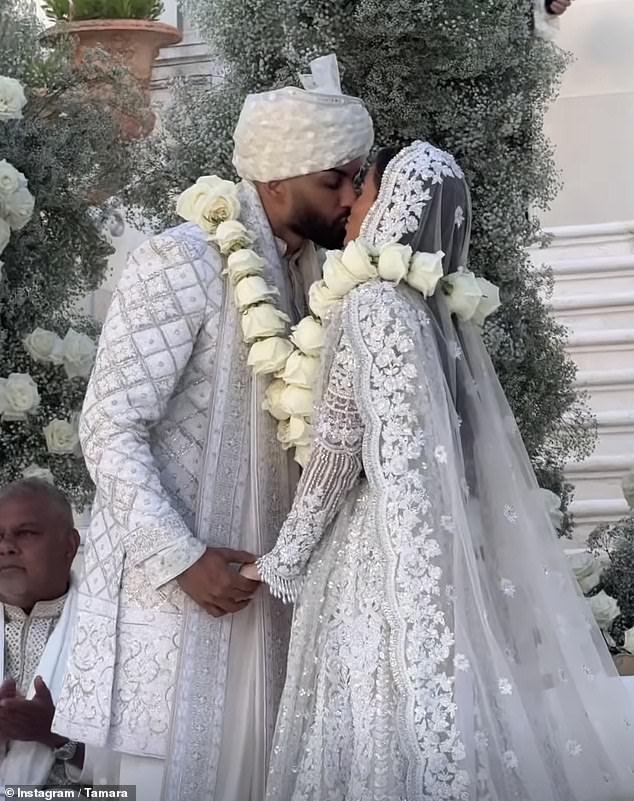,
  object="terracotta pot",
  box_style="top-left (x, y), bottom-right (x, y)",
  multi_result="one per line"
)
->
top-left (42, 19), bottom-right (182, 86)
top-left (41, 20), bottom-right (181, 139)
